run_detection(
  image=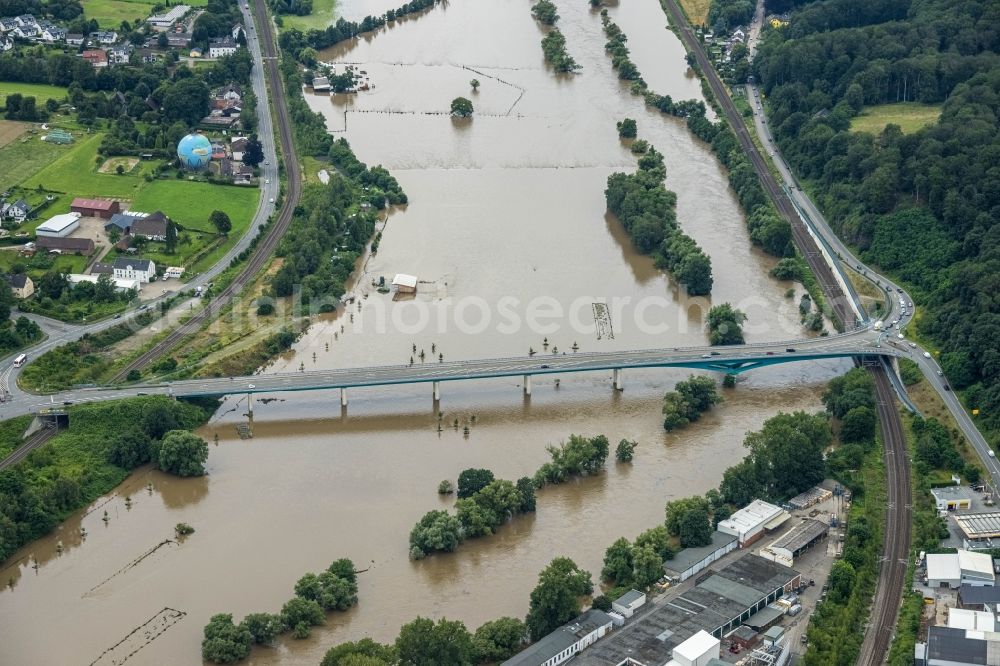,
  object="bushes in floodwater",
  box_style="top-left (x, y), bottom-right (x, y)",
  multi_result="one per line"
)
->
top-left (202, 558), bottom-right (359, 663)
top-left (605, 146), bottom-right (714, 295)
